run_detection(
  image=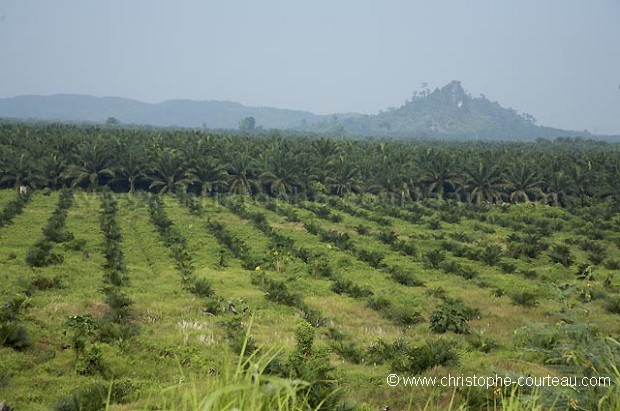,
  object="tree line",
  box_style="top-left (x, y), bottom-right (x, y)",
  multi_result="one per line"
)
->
top-left (0, 122), bottom-right (619, 208)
